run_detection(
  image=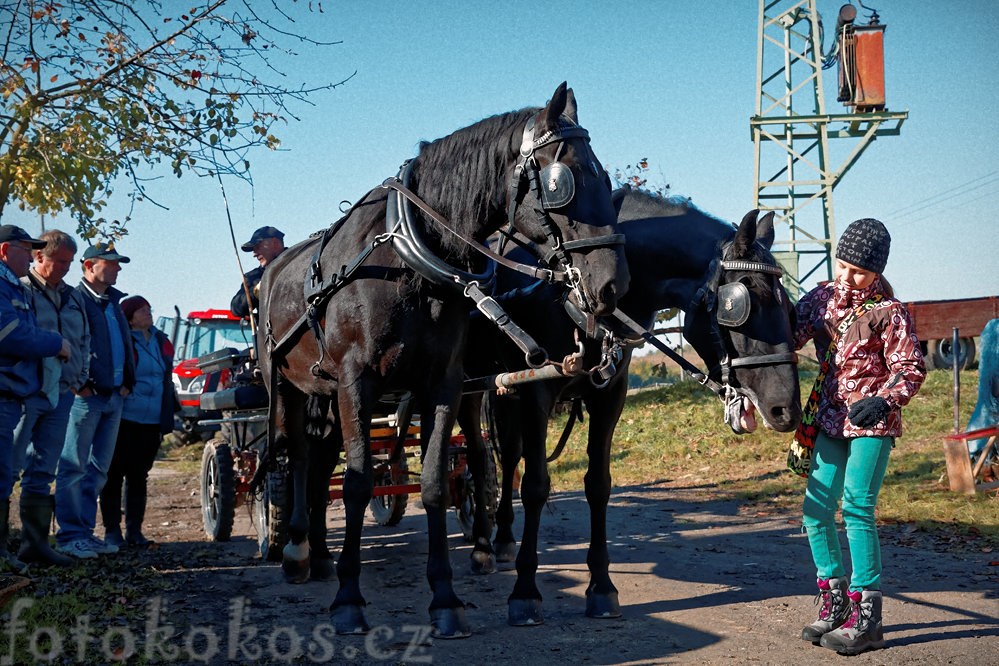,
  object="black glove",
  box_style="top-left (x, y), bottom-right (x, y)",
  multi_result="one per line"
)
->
top-left (848, 396), bottom-right (890, 428)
